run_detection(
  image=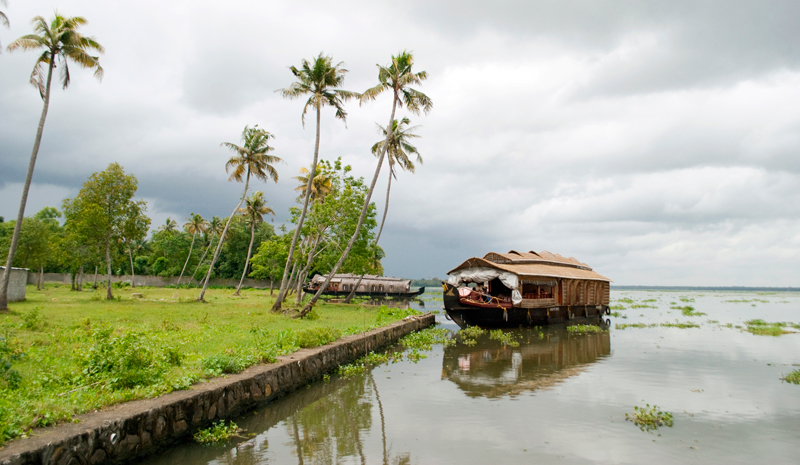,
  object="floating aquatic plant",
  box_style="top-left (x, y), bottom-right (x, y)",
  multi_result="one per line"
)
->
top-left (781, 369), bottom-right (800, 385)
top-left (194, 420), bottom-right (242, 444)
top-left (625, 404), bottom-right (674, 433)
top-left (566, 324), bottom-right (605, 334)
